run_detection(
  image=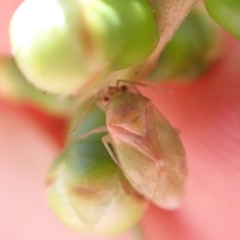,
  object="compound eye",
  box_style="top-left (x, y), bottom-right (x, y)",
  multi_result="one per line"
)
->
top-left (121, 85), bottom-right (128, 91)
top-left (102, 96), bottom-right (110, 105)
